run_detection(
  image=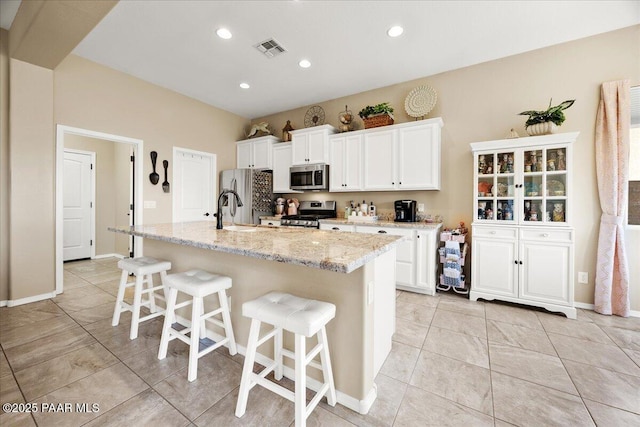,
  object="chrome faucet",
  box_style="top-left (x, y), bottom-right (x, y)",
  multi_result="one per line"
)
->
top-left (216, 189), bottom-right (244, 229)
